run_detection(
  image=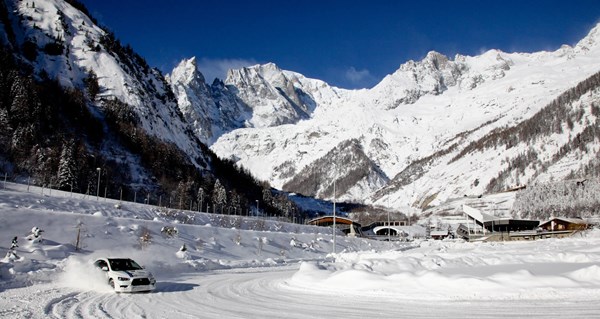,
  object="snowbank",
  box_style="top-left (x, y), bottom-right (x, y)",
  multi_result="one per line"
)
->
top-left (290, 233), bottom-right (600, 301)
top-left (0, 183), bottom-right (394, 290)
